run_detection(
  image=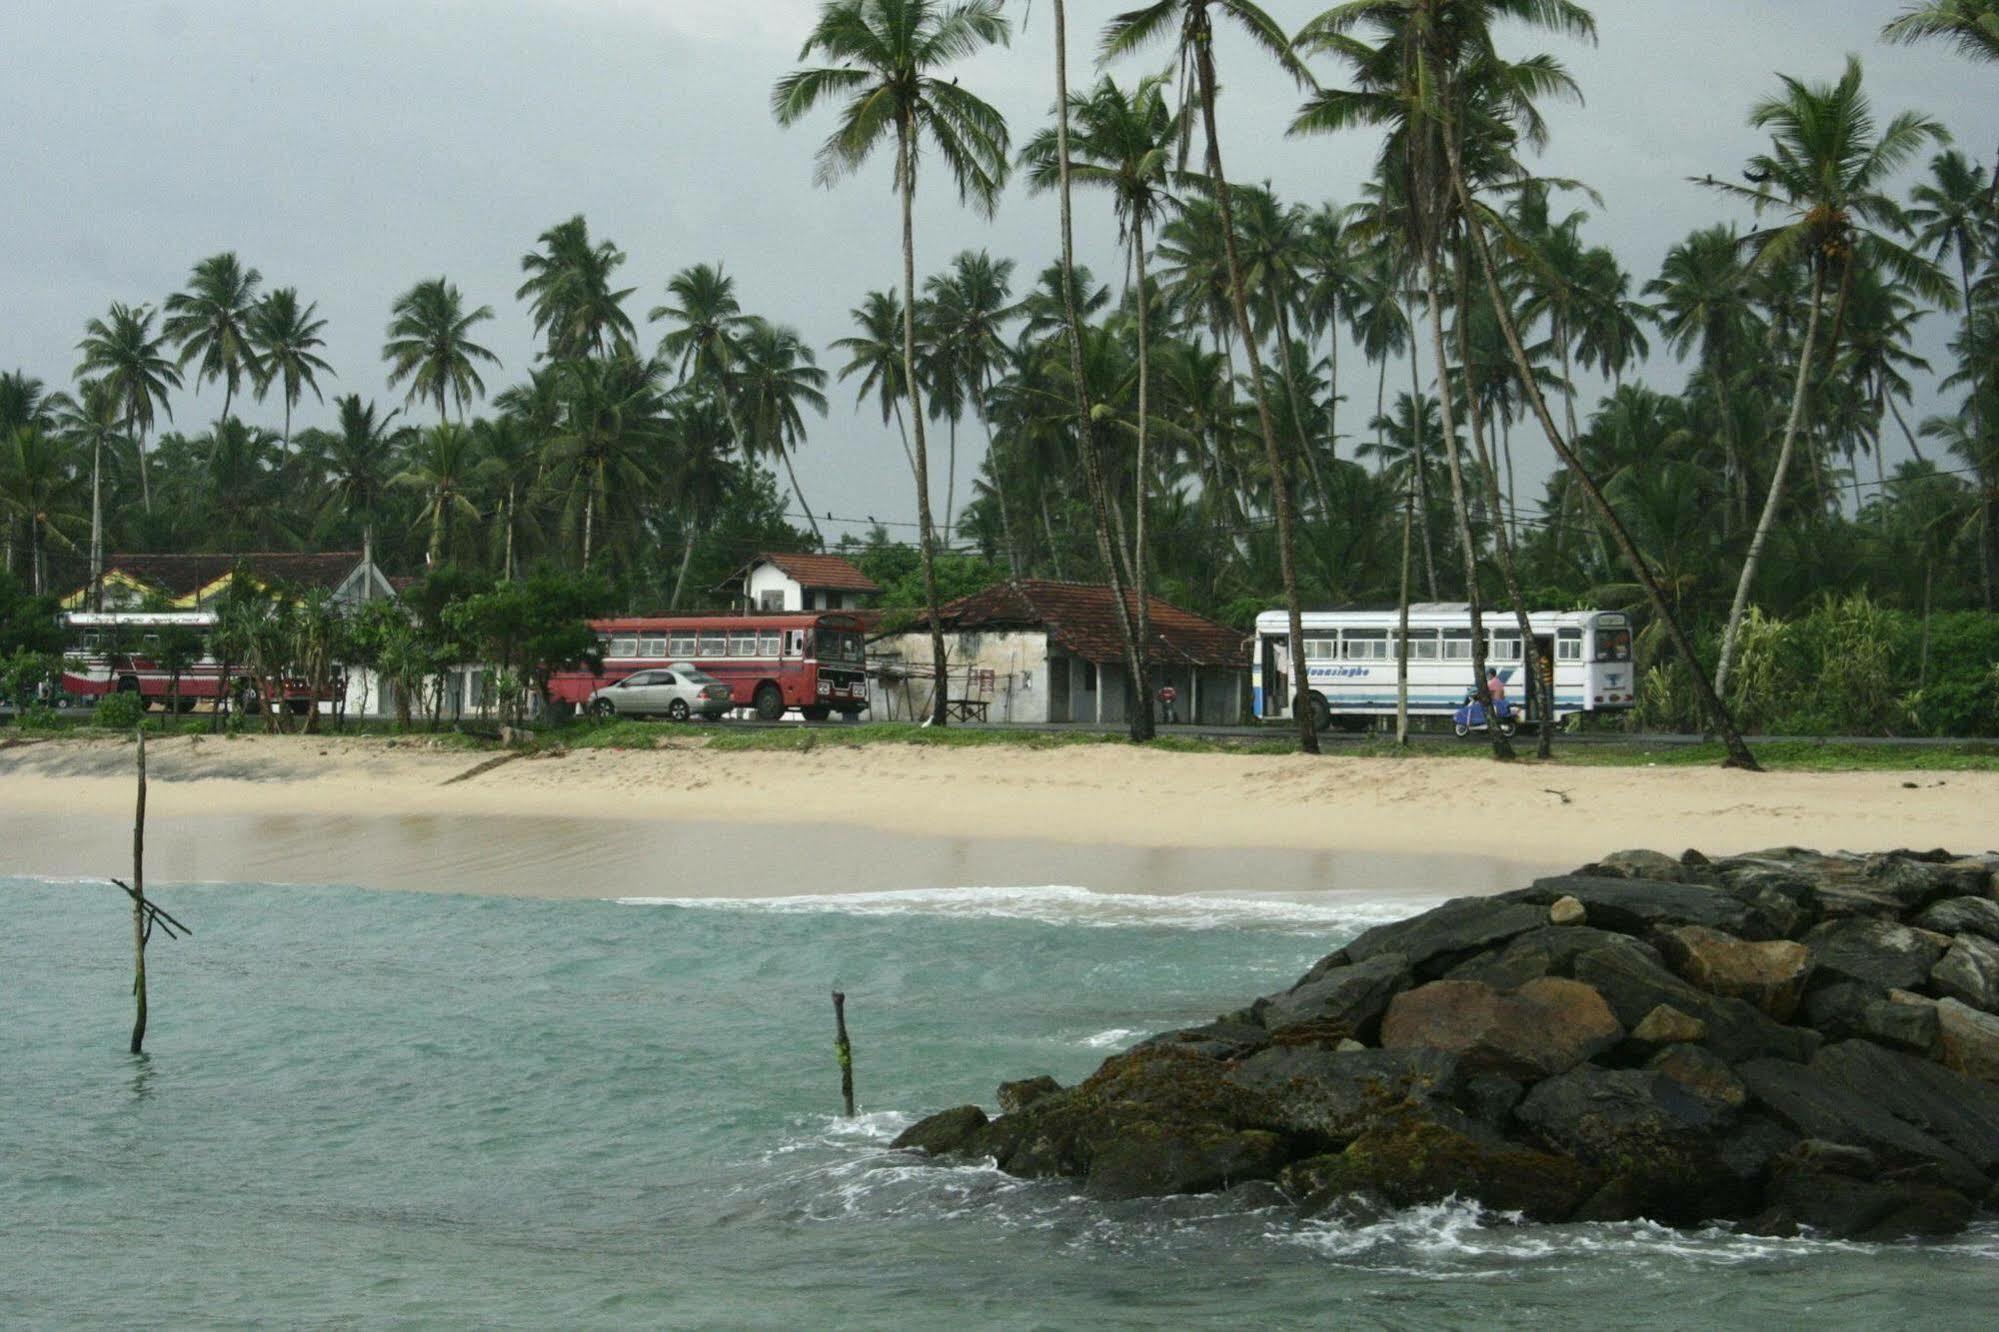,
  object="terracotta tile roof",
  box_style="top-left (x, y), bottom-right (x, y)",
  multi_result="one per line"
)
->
top-left (749, 552), bottom-right (880, 594)
top-left (919, 580), bottom-right (1248, 668)
top-left (95, 551), bottom-right (368, 599)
